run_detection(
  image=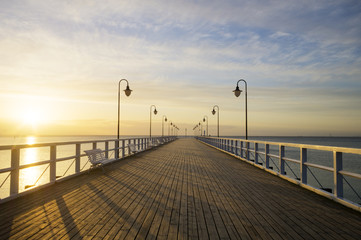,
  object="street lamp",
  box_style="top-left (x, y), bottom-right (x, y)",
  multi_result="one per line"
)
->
top-left (193, 124), bottom-right (198, 136)
top-left (212, 105), bottom-right (219, 137)
top-left (233, 79), bottom-right (248, 140)
top-left (150, 105), bottom-right (158, 139)
top-left (162, 115), bottom-right (167, 137)
top-left (117, 79), bottom-right (132, 139)
top-left (203, 115), bottom-right (208, 136)
top-left (198, 122), bottom-right (203, 136)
